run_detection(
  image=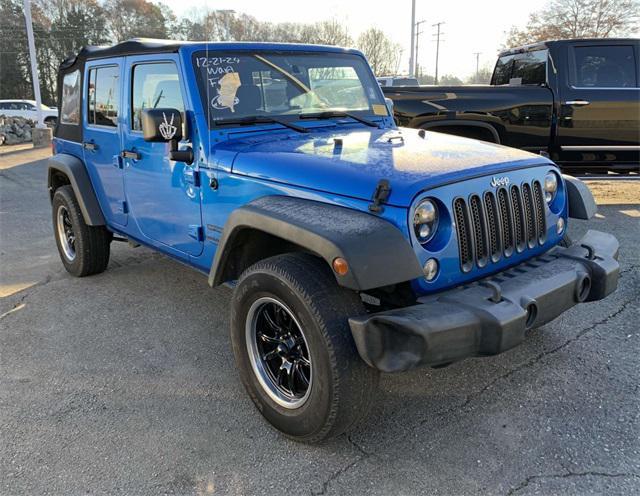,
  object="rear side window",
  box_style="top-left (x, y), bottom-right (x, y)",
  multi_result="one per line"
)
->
top-left (131, 62), bottom-right (184, 131)
top-left (60, 70), bottom-right (81, 125)
top-left (572, 45), bottom-right (637, 88)
top-left (492, 55), bottom-right (515, 85)
top-left (492, 50), bottom-right (547, 85)
top-left (87, 66), bottom-right (120, 127)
